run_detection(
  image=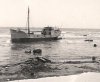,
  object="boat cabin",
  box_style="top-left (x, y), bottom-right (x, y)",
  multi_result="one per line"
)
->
top-left (41, 26), bottom-right (60, 36)
top-left (41, 27), bottom-right (53, 35)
